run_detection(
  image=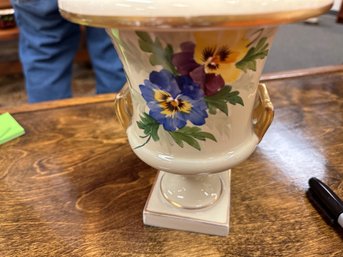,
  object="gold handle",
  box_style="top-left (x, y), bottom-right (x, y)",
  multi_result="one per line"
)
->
top-left (253, 83), bottom-right (274, 142)
top-left (114, 83), bottom-right (133, 129)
